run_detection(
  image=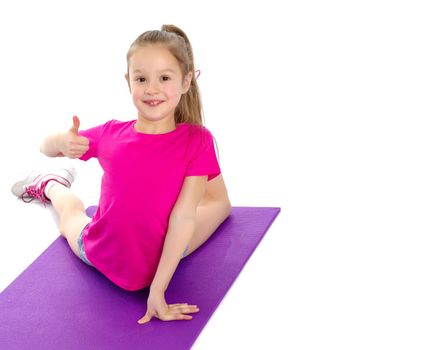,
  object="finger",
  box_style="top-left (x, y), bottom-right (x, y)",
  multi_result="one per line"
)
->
top-left (71, 139), bottom-right (89, 148)
top-left (66, 153), bottom-right (79, 159)
top-left (161, 313), bottom-right (193, 322)
top-left (78, 136), bottom-right (89, 145)
top-left (69, 138), bottom-right (88, 148)
top-left (169, 304), bottom-right (198, 311)
top-left (68, 151), bottom-right (85, 159)
top-left (70, 153), bottom-right (85, 159)
top-left (169, 306), bottom-right (199, 316)
top-left (70, 145), bottom-right (89, 153)
top-left (175, 314), bottom-right (193, 321)
top-left (70, 115), bottom-right (80, 135)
